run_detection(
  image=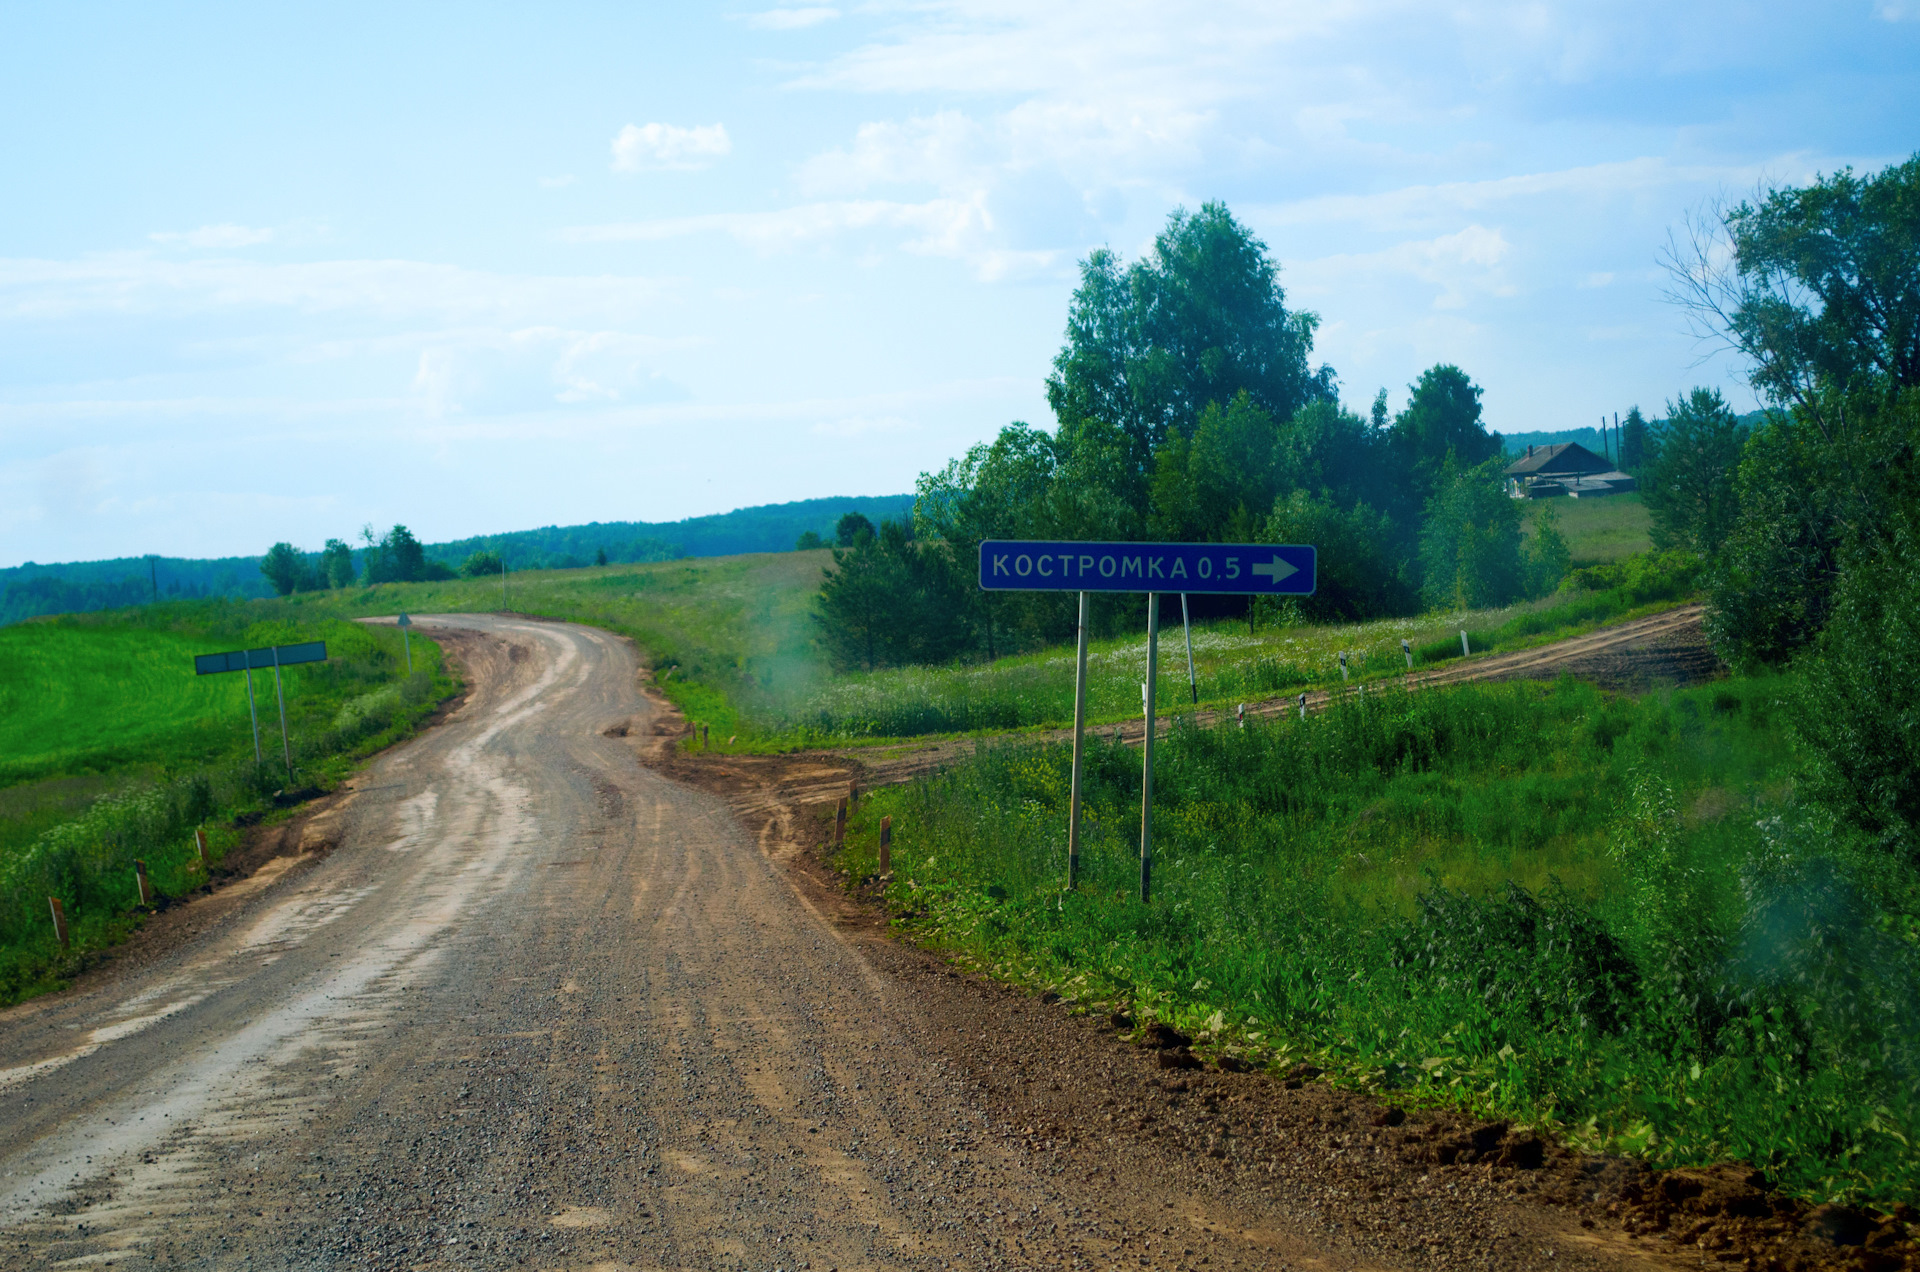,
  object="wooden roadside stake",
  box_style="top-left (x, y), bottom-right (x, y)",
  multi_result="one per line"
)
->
top-left (48, 897), bottom-right (69, 949)
top-left (834, 796), bottom-right (848, 849)
top-left (848, 778), bottom-right (859, 809)
top-left (879, 815), bottom-right (892, 876)
top-left (134, 859), bottom-right (152, 907)
top-left (701, 724), bottom-right (709, 750)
